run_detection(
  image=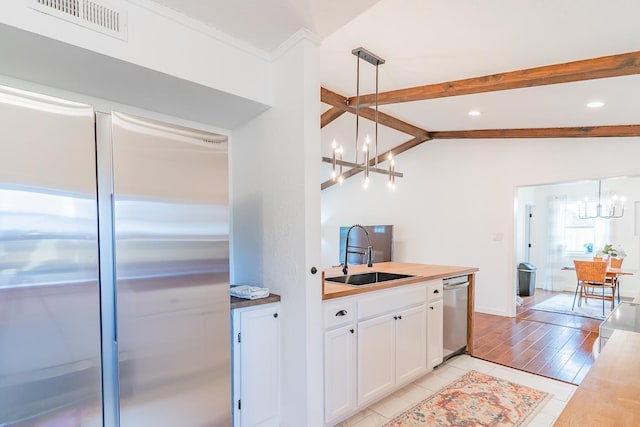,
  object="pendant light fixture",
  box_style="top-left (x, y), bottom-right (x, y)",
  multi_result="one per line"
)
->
top-left (579, 180), bottom-right (625, 219)
top-left (323, 47), bottom-right (403, 190)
